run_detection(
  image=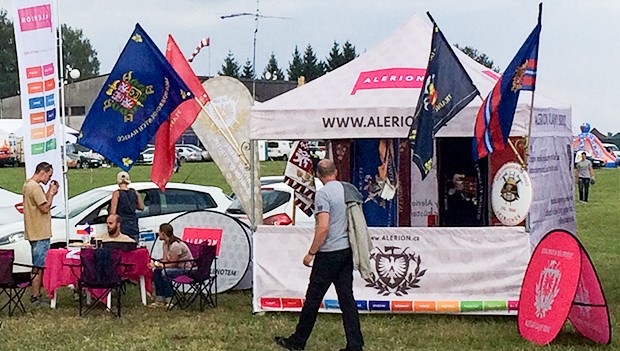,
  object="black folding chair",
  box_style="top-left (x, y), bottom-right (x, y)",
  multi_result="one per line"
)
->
top-left (162, 243), bottom-right (217, 311)
top-left (77, 248), bottom-right (127, 317)
top-left (0, 249), bottom-right (41, 316)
